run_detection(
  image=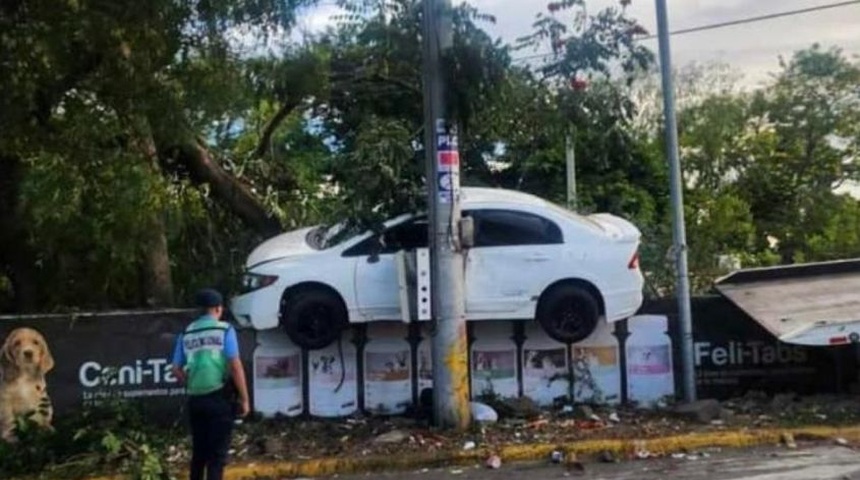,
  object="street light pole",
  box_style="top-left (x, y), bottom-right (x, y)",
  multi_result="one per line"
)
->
top-left (655, 0), bottom-right (696, 403)
top-left (421, 0), bottom-right (472, 429)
